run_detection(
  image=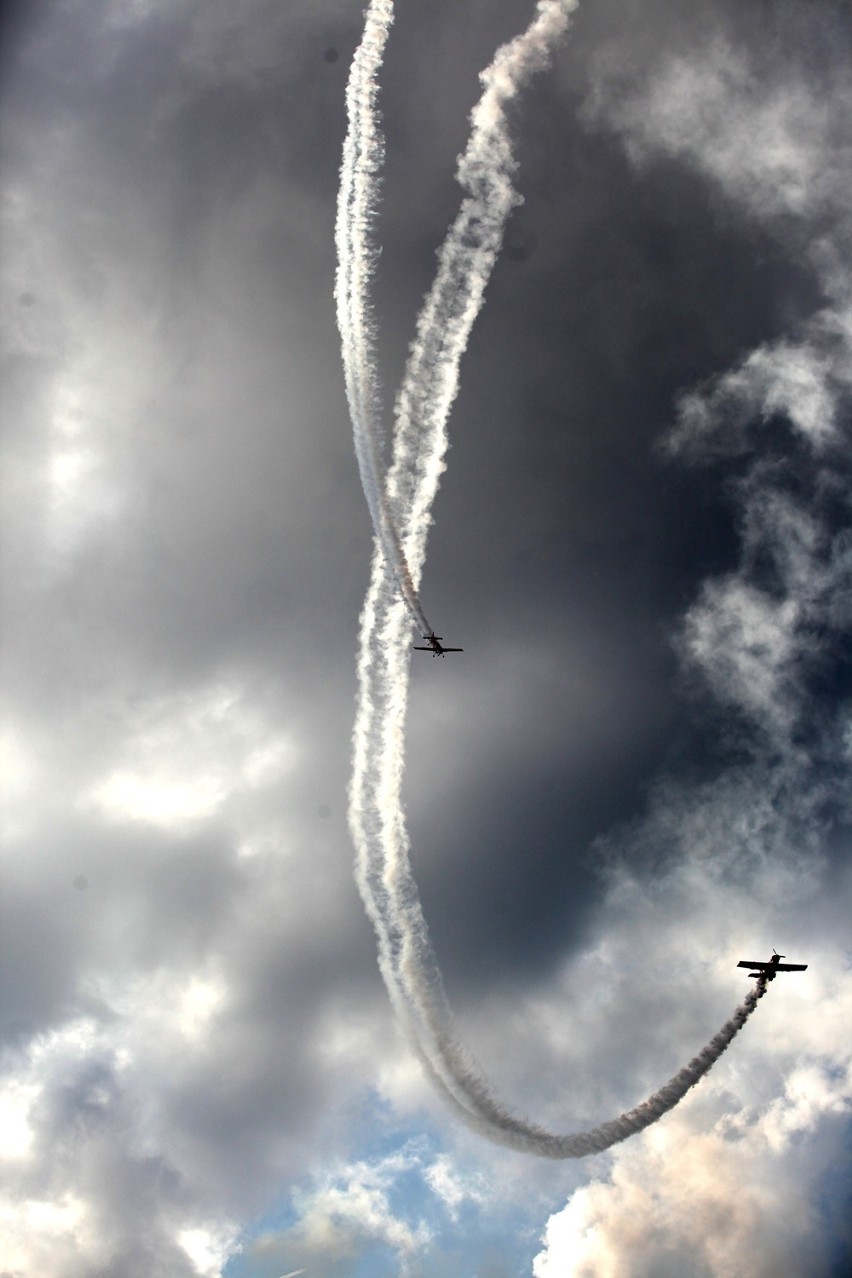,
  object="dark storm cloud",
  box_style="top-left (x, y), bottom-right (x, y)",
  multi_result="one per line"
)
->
top-left (336, 1), bottom-right (842, 1177)
top-left (1, 6), bottom-right (397, 1263)
top-left (529, 0), bottom-right (852, 1263)
top-left (355, 0), bottom-right (826, 1010)
top-left (2, 0), bottom-right (368, 613)
top-left (2, 0), bottom-right (851, 1272)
